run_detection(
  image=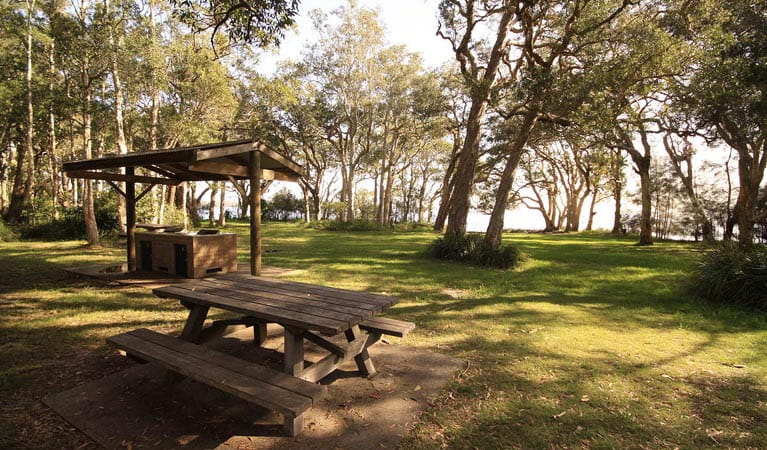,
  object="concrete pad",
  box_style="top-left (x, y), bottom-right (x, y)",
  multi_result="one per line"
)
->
top-left (43, 326), bottom-right (461, 449)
